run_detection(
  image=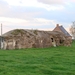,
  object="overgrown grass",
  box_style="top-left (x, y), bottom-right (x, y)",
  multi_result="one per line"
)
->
top-left (0, 41), bottom-right (75, 75)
